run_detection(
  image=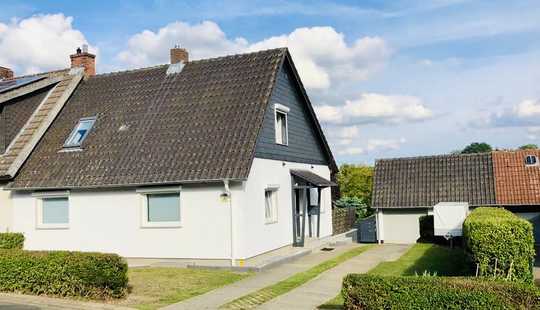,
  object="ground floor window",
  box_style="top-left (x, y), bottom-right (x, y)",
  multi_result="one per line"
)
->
top-left (33, 192), bottom-right (70, 229)
top-left (137, 187), bottom-right (182, 228)
top-left (265, 187), bottom-right (279, 224)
